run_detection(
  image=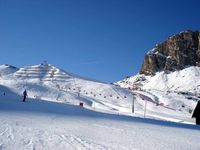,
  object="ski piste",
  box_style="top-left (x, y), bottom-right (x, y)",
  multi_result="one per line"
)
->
top-left (0, 63), bottom-right (197, 124)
